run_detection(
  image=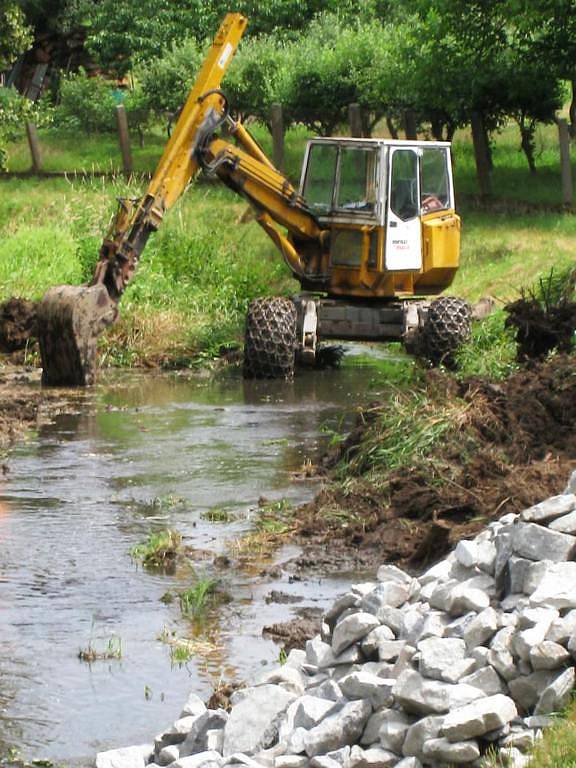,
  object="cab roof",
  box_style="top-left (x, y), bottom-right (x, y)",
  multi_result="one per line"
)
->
top-left (308, 137), bottom-right (452, 148)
